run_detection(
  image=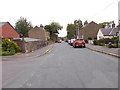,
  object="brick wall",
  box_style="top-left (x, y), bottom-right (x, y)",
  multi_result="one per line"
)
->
top-left (79, 21), bottom-right (101, 40)
top-left (28, 26), bottom-right (50, 41)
